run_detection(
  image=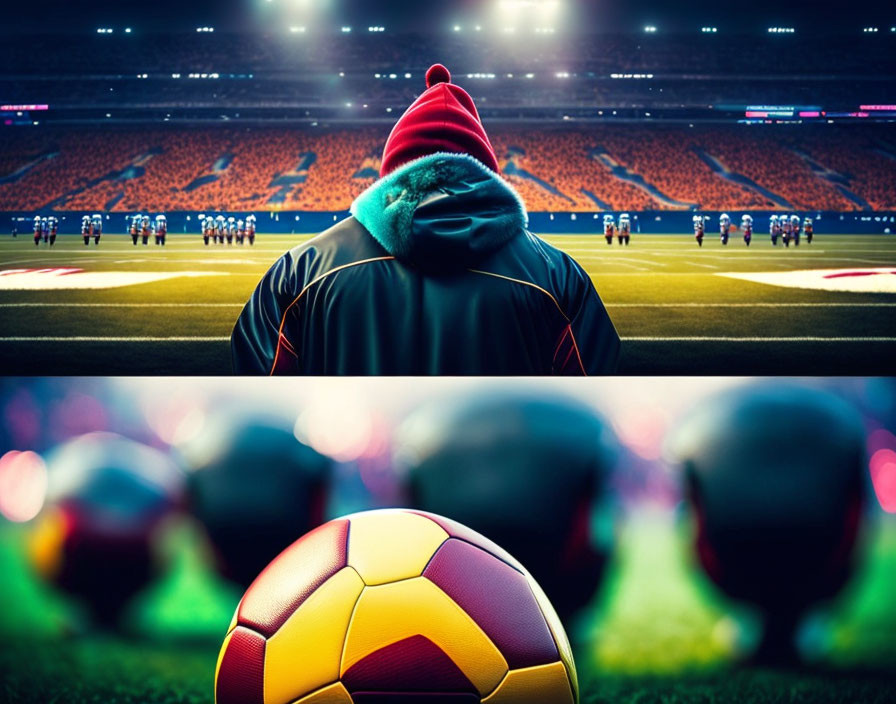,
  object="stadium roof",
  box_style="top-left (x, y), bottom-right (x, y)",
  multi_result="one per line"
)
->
top-left (3, 0), bottom-right (893, 34)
